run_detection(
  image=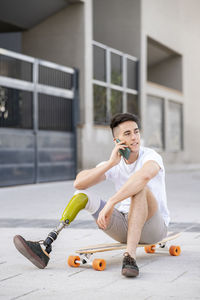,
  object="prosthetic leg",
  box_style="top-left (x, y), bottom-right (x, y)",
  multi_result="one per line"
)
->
top-left (13, 192), bottom-right (90, 268)
top-left (43, 193), bottom-right (88, 254)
